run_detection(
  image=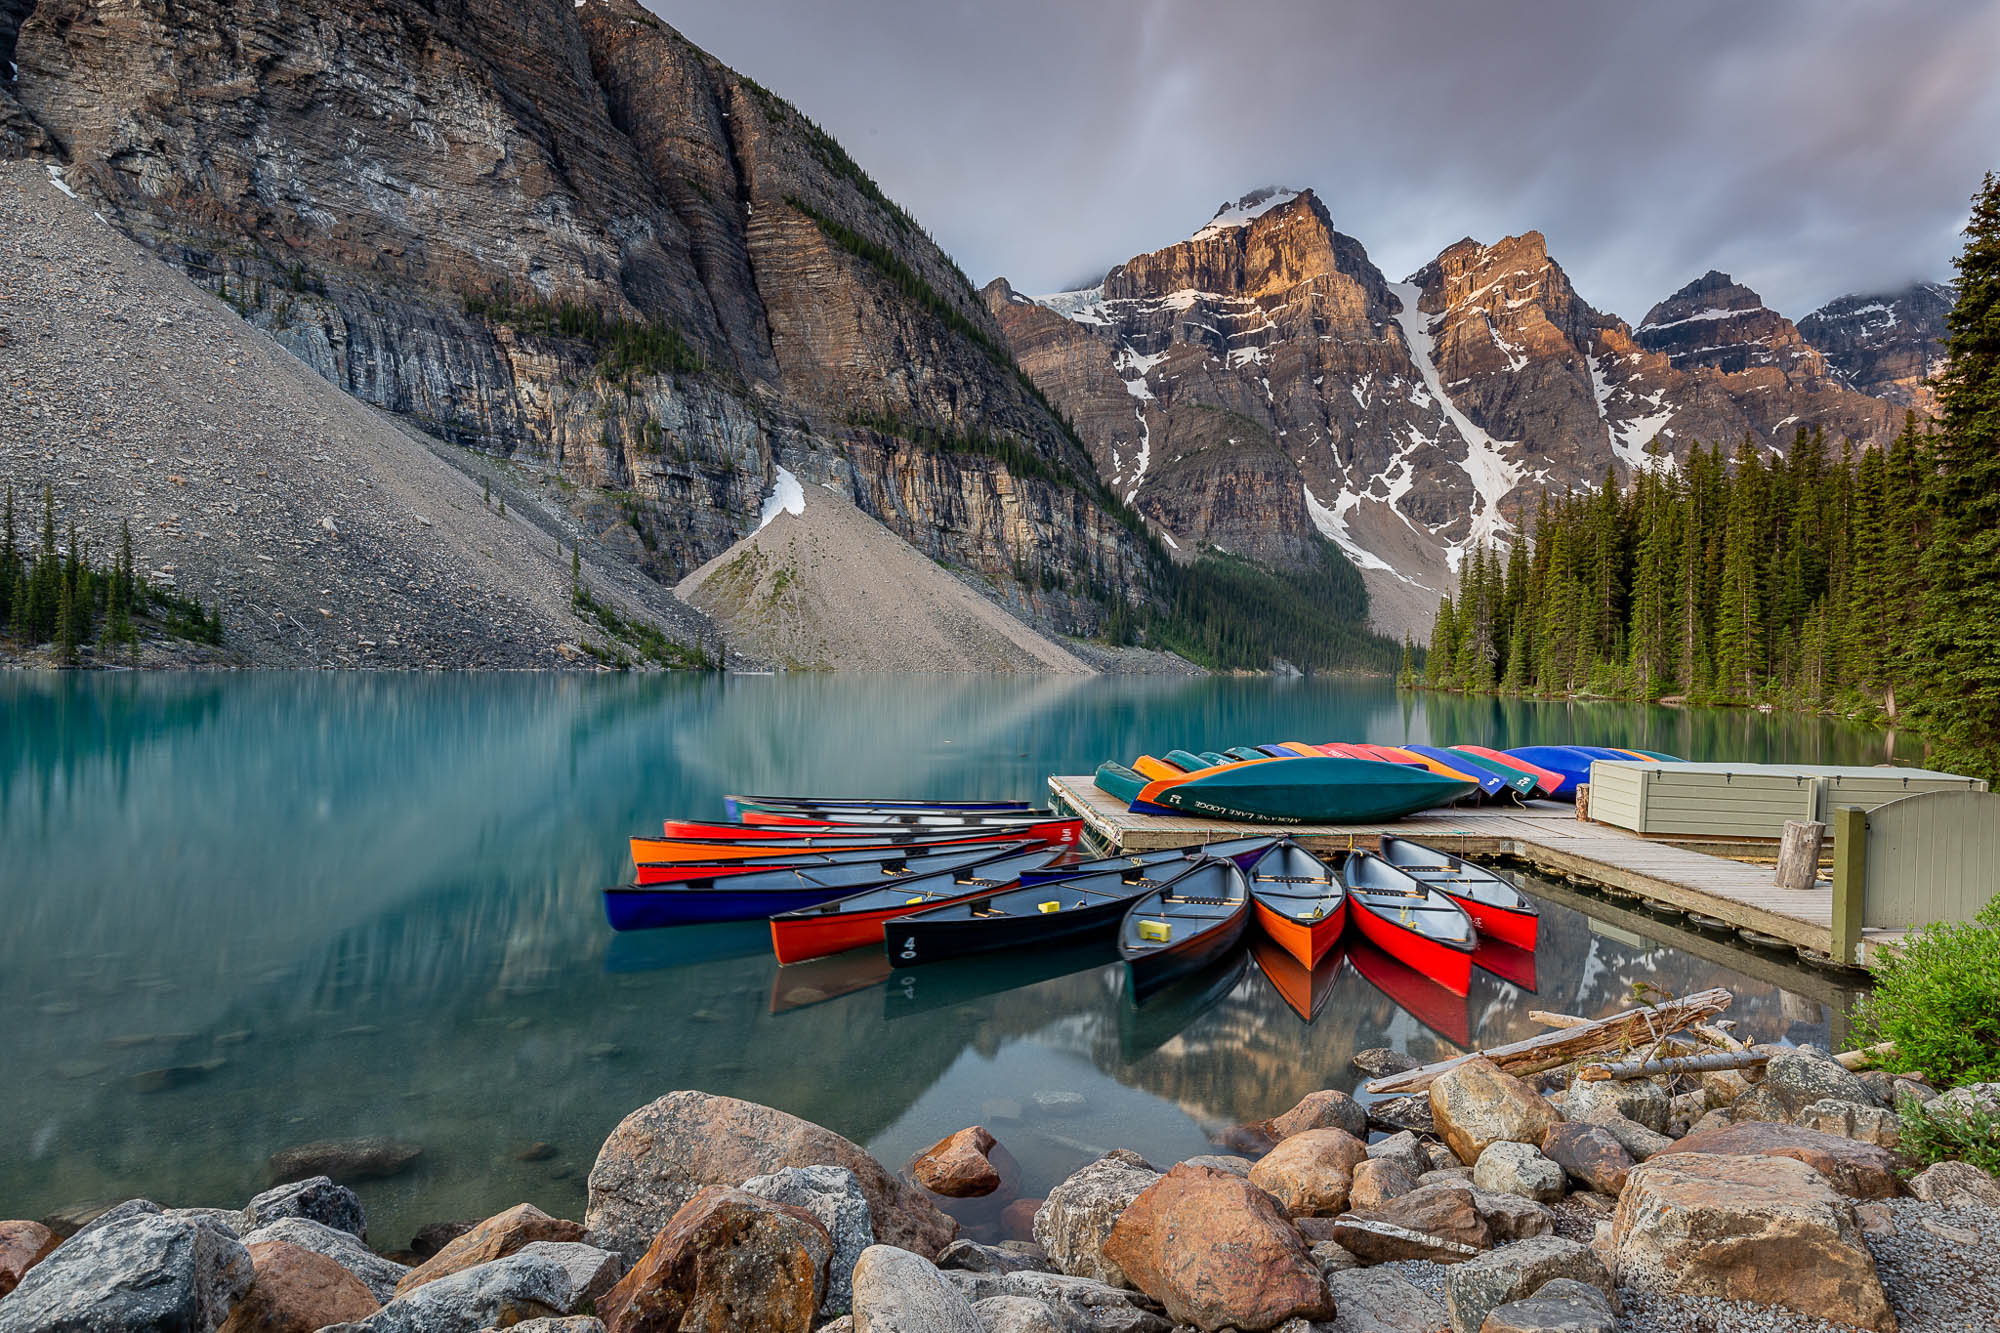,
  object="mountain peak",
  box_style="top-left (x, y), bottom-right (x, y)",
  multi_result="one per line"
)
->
top-left (1641, 271), bottom-right (1769, 331)
top-left (1192, 186), bottom-right (1309, 241)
